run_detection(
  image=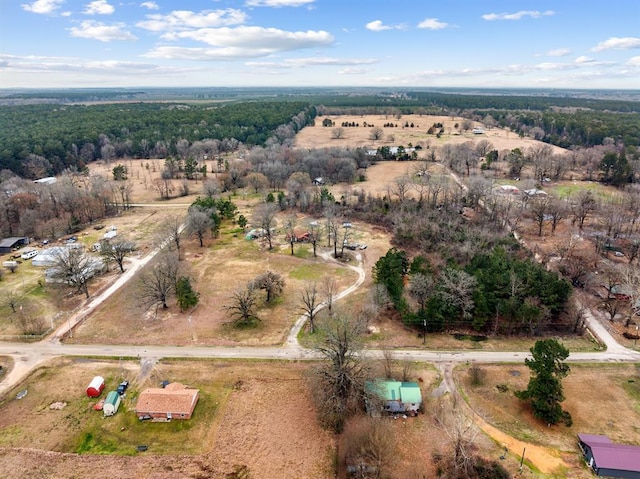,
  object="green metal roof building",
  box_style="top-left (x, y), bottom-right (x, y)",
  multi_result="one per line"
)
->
top-left (365, 380), bottom-right (422, 416)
